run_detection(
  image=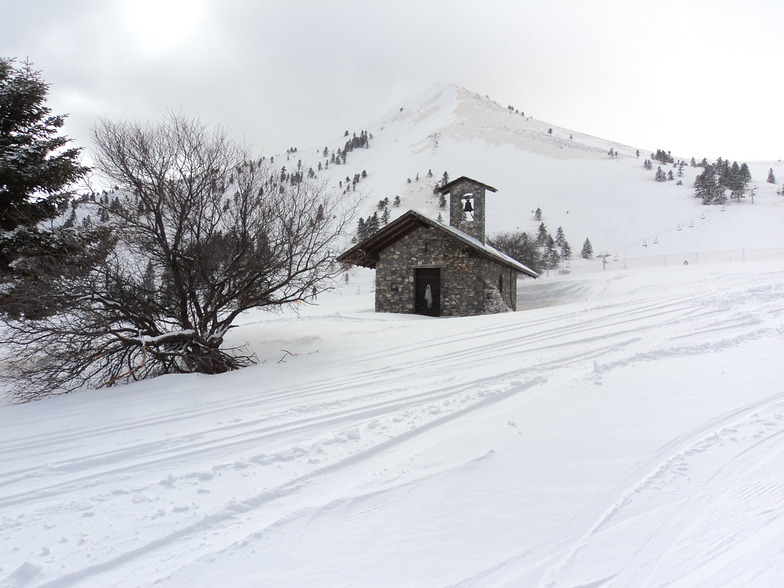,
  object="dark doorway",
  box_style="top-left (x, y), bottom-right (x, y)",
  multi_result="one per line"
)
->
top-left (414, 268), bottom-right (441, 316)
